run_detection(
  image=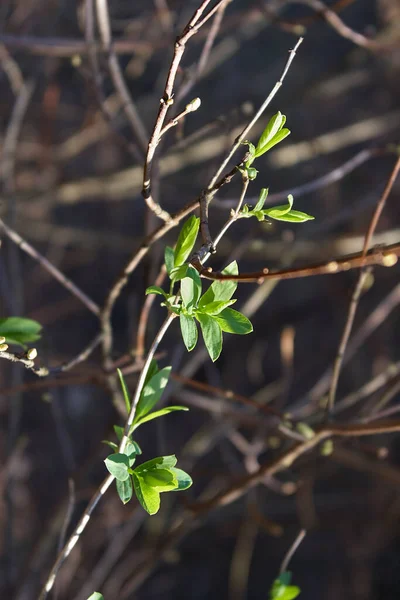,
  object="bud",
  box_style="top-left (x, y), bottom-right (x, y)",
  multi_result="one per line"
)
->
top-left (321, 439), bottom-right (334, 456)
top-left (27, 348), bottom-right (38, 360)
top-left (0, 343), bottom-right (9, 352)
top-left (186, 97), bottom-right (201, 112)
top-left (0, 336), bottom-right (5, 344)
